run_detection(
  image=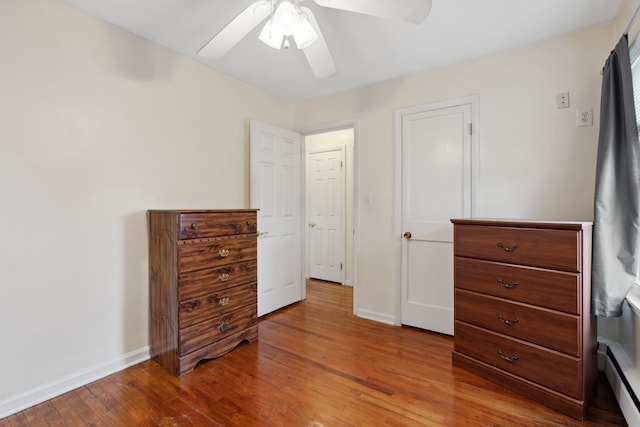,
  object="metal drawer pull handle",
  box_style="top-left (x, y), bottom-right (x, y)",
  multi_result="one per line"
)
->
top-left (497, 314), bottom-right (519, 325)
top-left (218, 249), bottom-right (230, 258)
top-left (190, 223), bottom-right (198, 230)
top-left (218, 297), bottom-right (230, 306)
top-left (218, 321), bottom-right (230, 332)
top-left (218, 273), bottom-right (230, 282)
top-left (497, 278), bottom-right (519, 289)
top-left (497, 349), bottom-right (519, 363)
top-left (496, 242), bottom-right (518, 252)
